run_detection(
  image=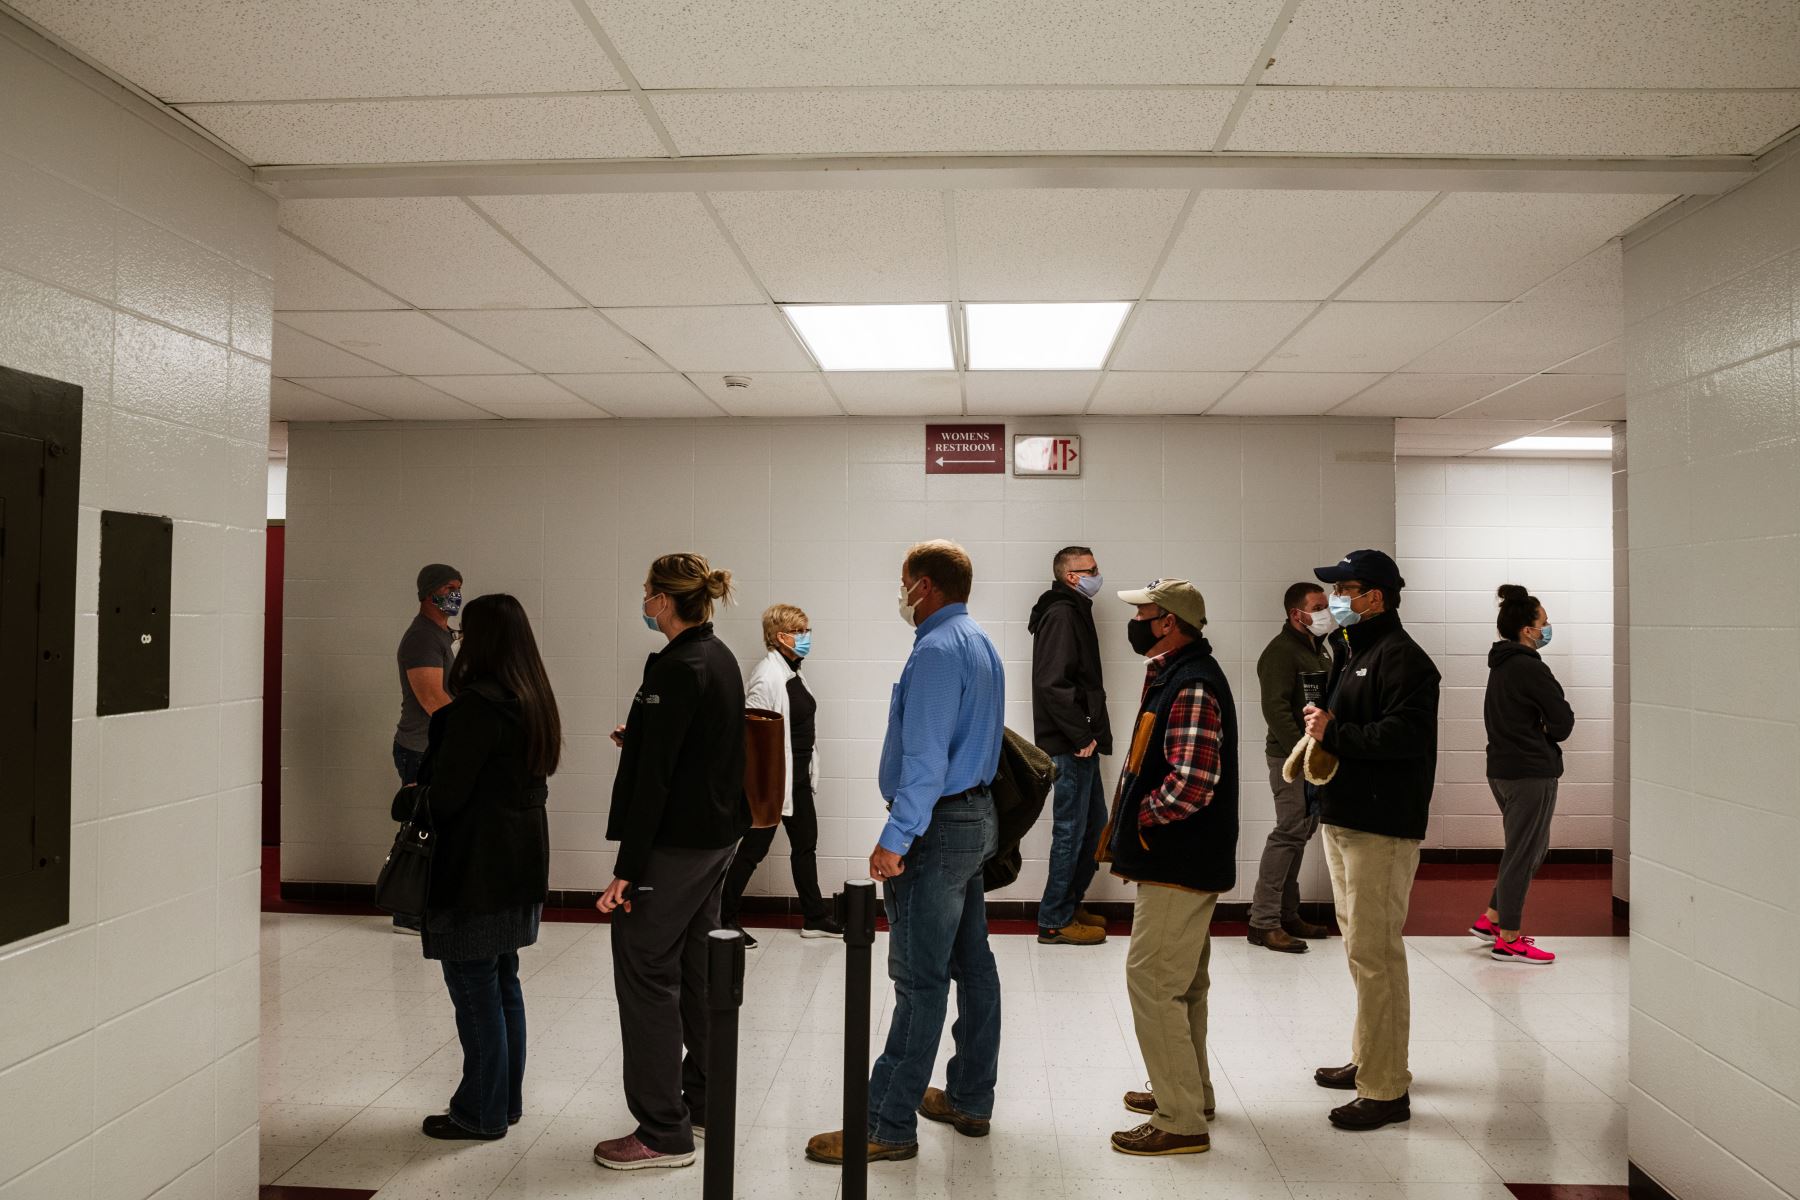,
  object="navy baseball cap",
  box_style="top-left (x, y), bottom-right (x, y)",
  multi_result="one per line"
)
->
top-left (1315, 549), bottom-right (1404, 596)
